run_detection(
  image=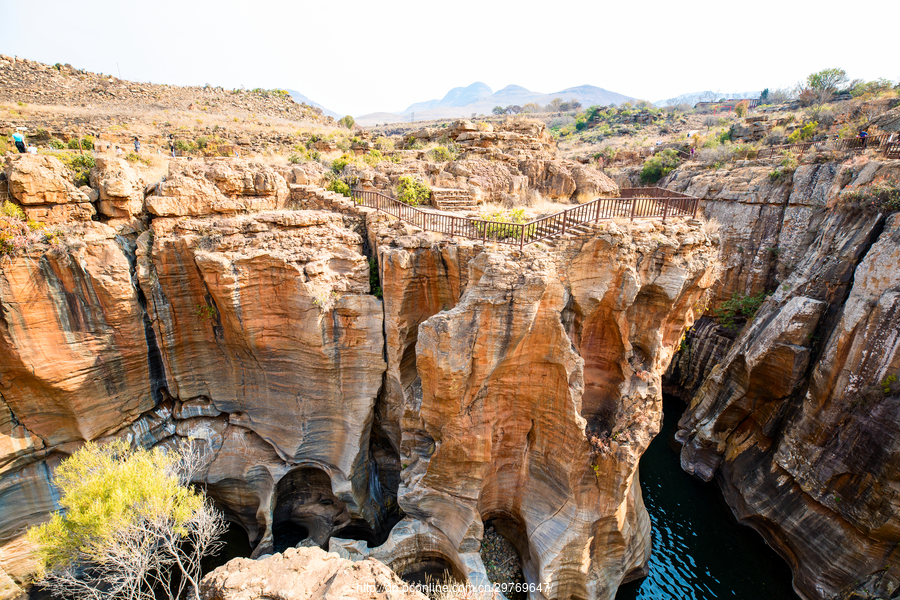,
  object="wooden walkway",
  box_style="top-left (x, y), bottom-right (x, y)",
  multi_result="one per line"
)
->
top-left (351, 187), bottom-right (700, 248)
